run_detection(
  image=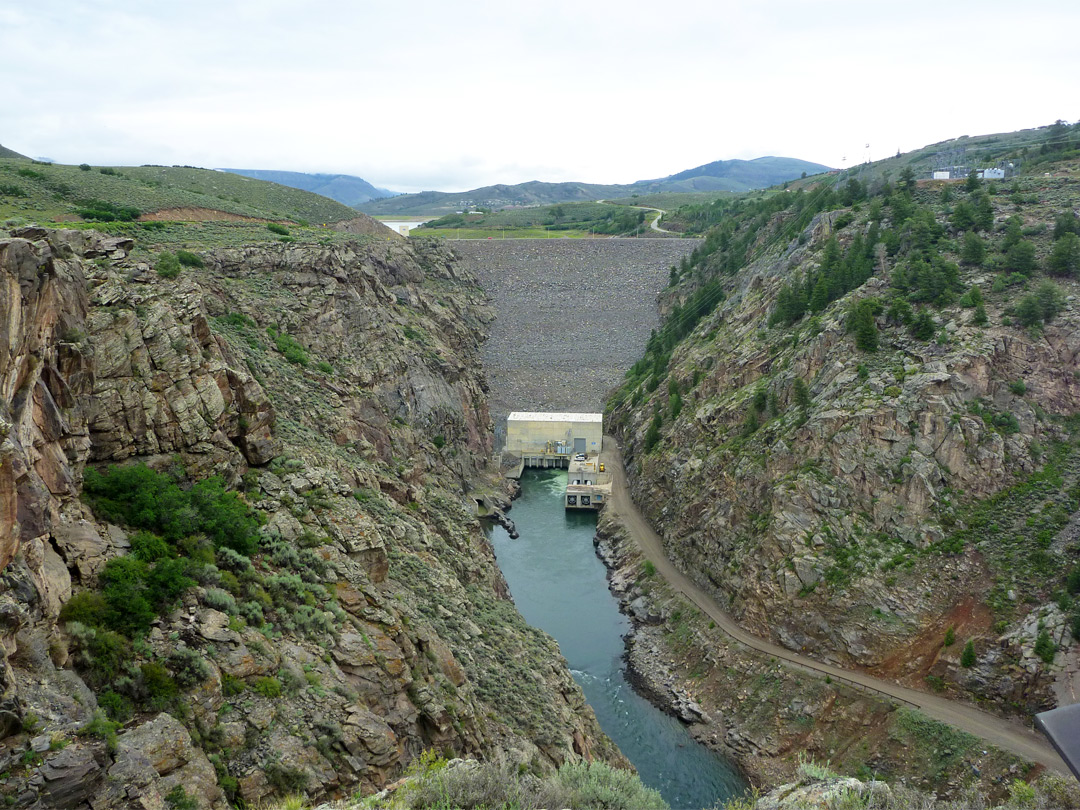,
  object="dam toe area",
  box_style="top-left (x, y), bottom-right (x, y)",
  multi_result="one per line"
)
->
top-left (453, 238), bottom-right (701, 425)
